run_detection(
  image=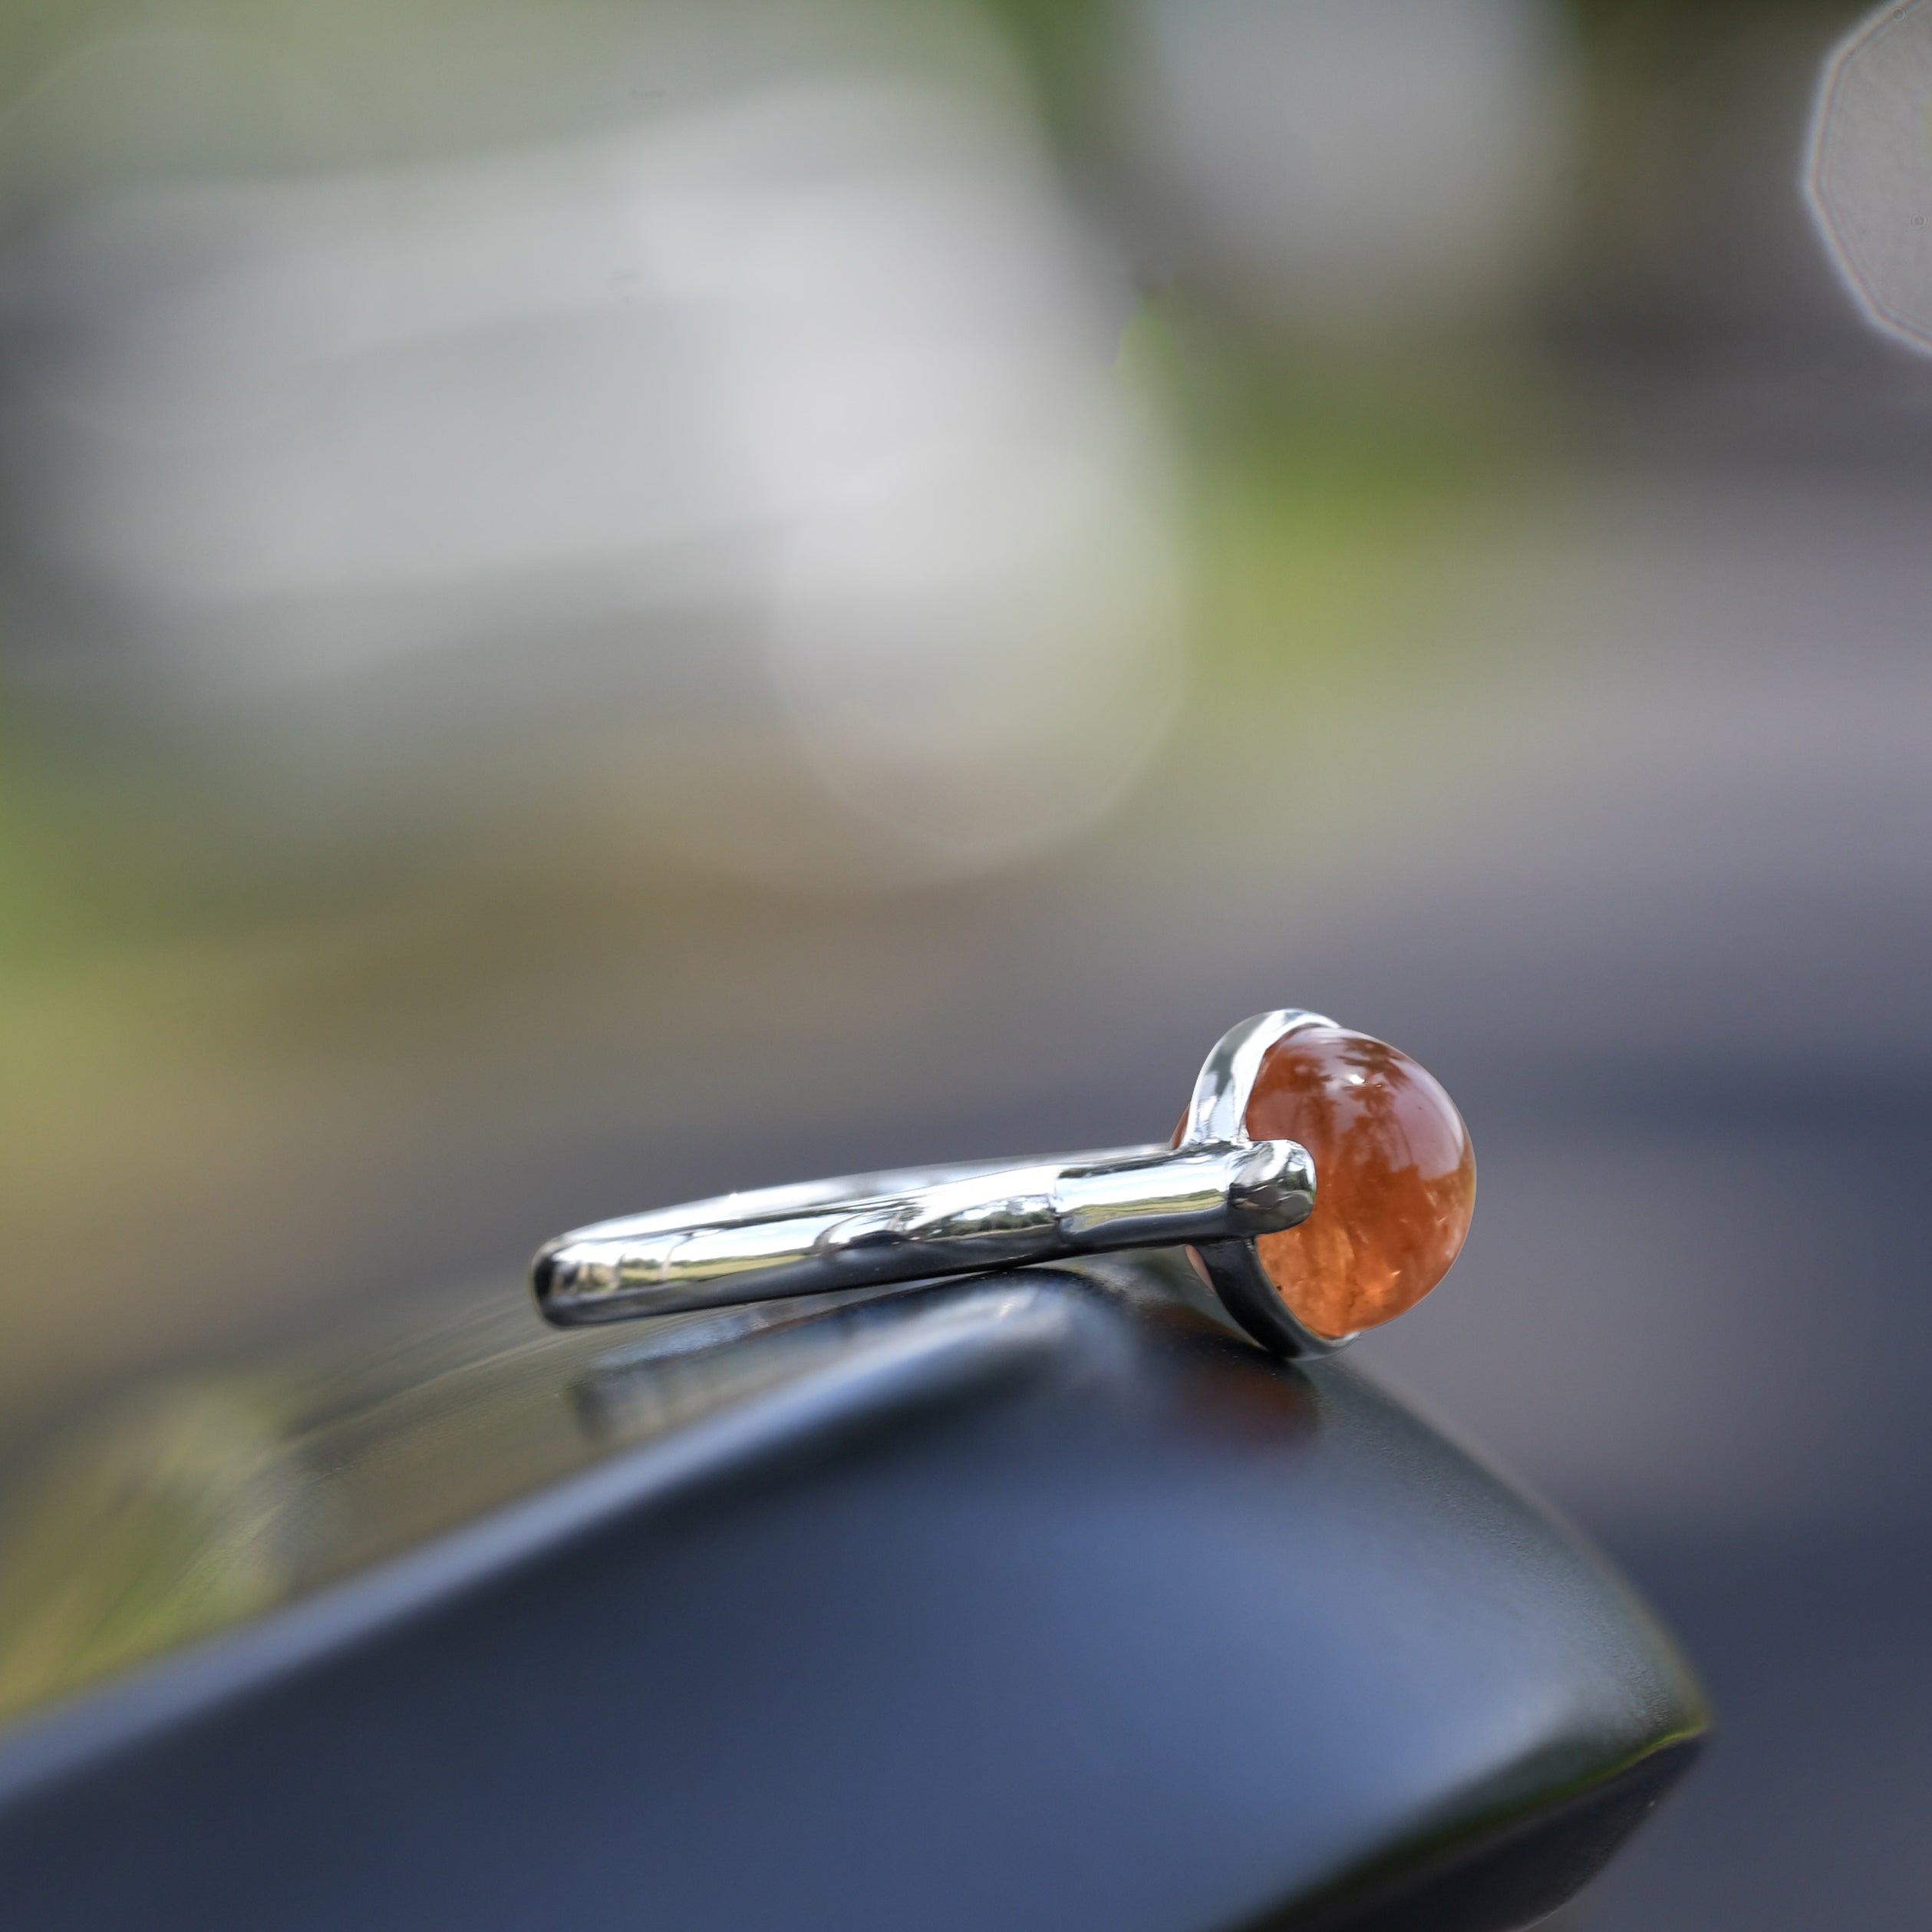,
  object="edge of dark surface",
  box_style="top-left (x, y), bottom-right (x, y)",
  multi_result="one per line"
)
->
top-left (1241, 1737), bottom-right (1704, 1932)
